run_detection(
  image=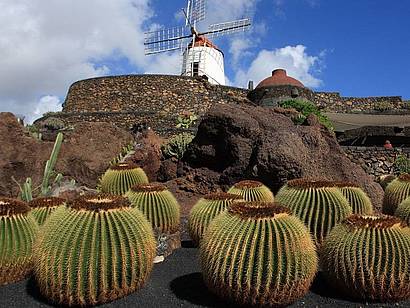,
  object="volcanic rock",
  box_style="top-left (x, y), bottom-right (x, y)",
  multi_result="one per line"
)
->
top-left (183, 104), bottom-right (384, 211)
